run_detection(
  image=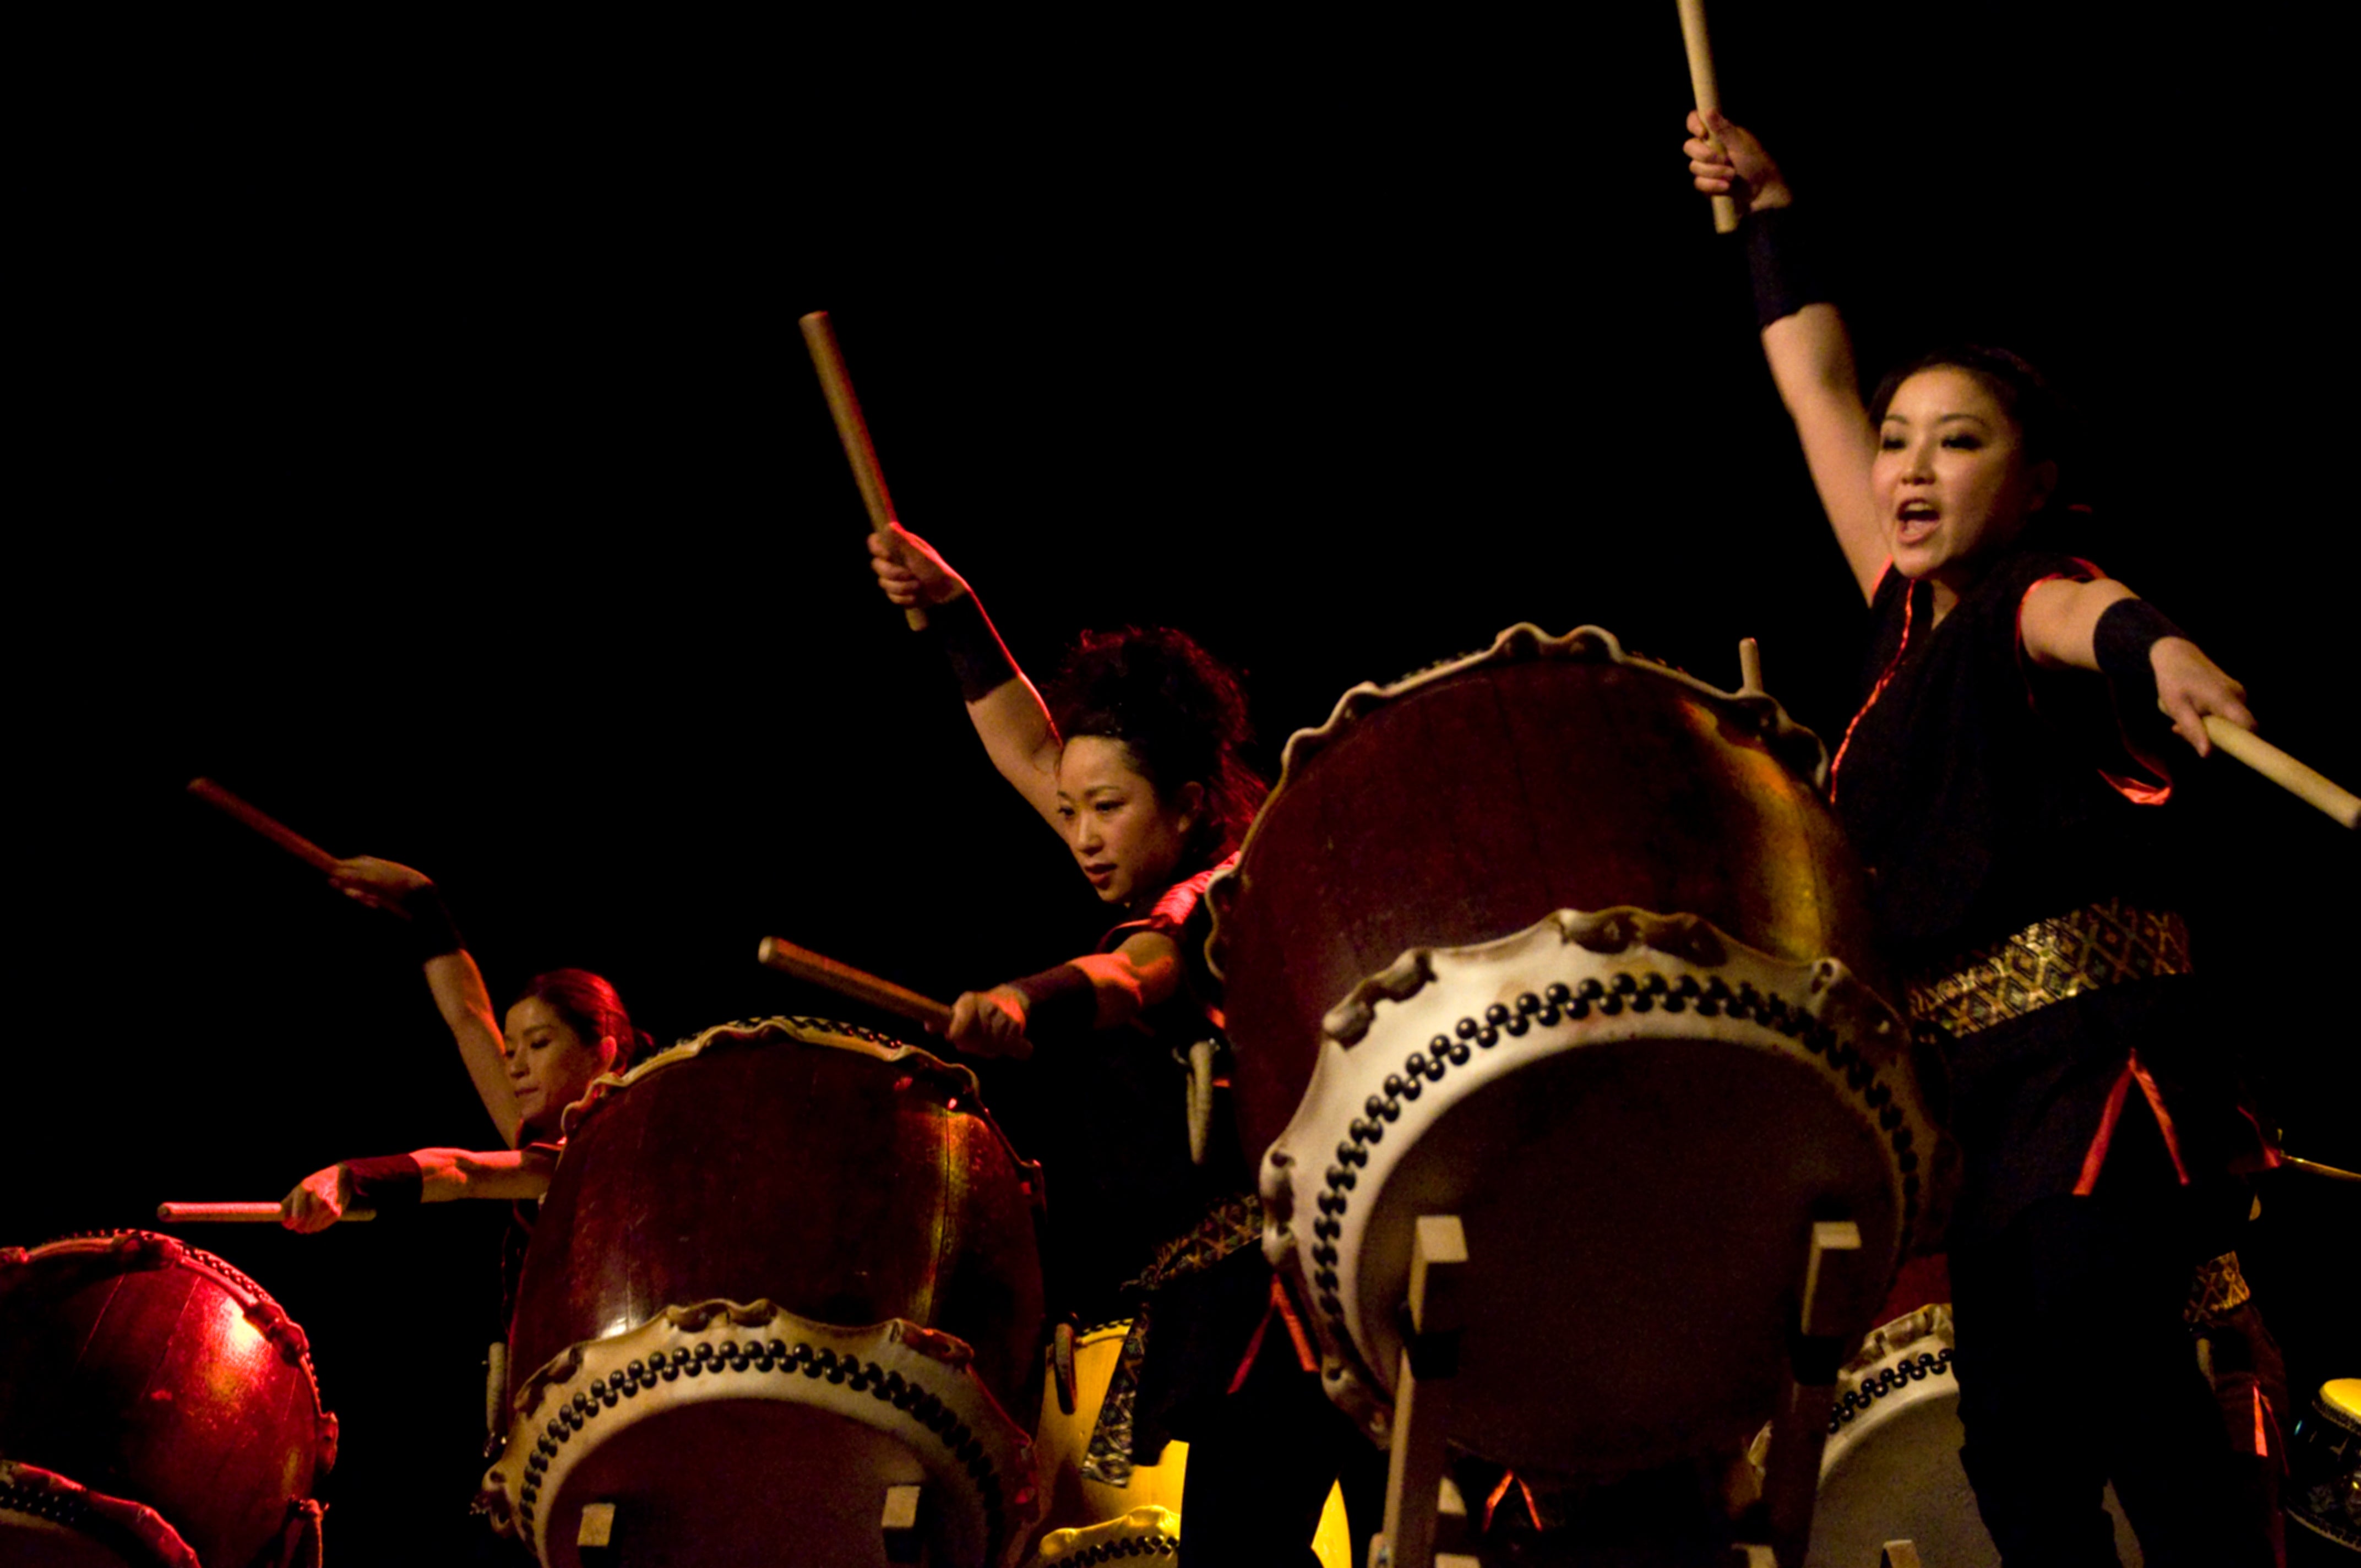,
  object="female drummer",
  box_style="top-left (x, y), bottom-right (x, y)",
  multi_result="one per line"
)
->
top-left (278, 859), bottom-right (651, 1237)
top-left (1683, 113), bottom-right (2280, 1567)
top-left (872, 528), bottom-right (1379, 1568)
